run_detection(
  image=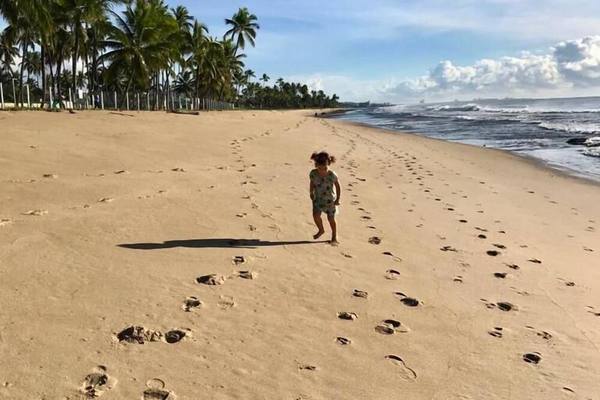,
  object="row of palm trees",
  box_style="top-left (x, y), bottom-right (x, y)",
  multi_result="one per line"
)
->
top-left (0, 0), bottom-right (258, 108)
top-left (239, 76), bottom-right (339, 109)
top-left (0, 0), bottom-right (339, 110)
